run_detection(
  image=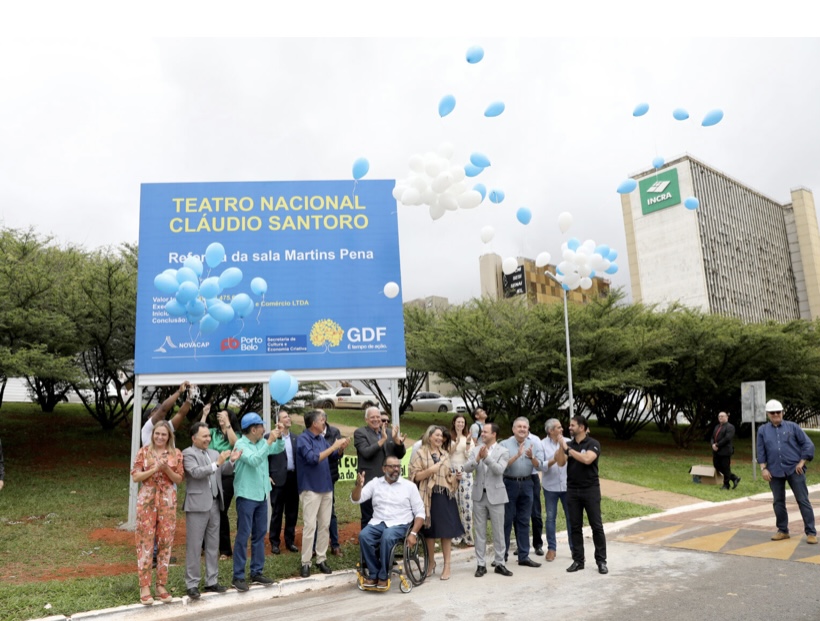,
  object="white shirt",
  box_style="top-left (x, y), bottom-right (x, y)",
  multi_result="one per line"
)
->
top-left (541, 436), bottom-right (570, 492)
top-left (354, 476), bottom-right (425, 527)
top-left (283, 431), bottom-right (295, 470)
top-left (141, 418), bottom-right (175, 446)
